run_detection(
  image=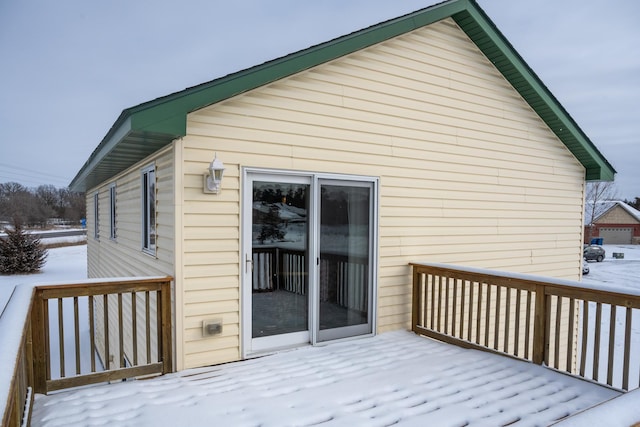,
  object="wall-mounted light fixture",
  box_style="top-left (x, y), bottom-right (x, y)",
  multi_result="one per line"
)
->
top-left (203, 153), bottom-right (225, 194)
